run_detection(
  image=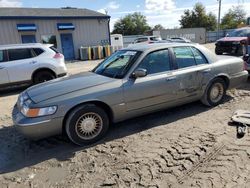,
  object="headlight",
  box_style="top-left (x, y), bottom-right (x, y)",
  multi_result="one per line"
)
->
top-left (19, 92), bottom-right (57, 117)
top-left (21, 105), bottom-right (57, 118)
